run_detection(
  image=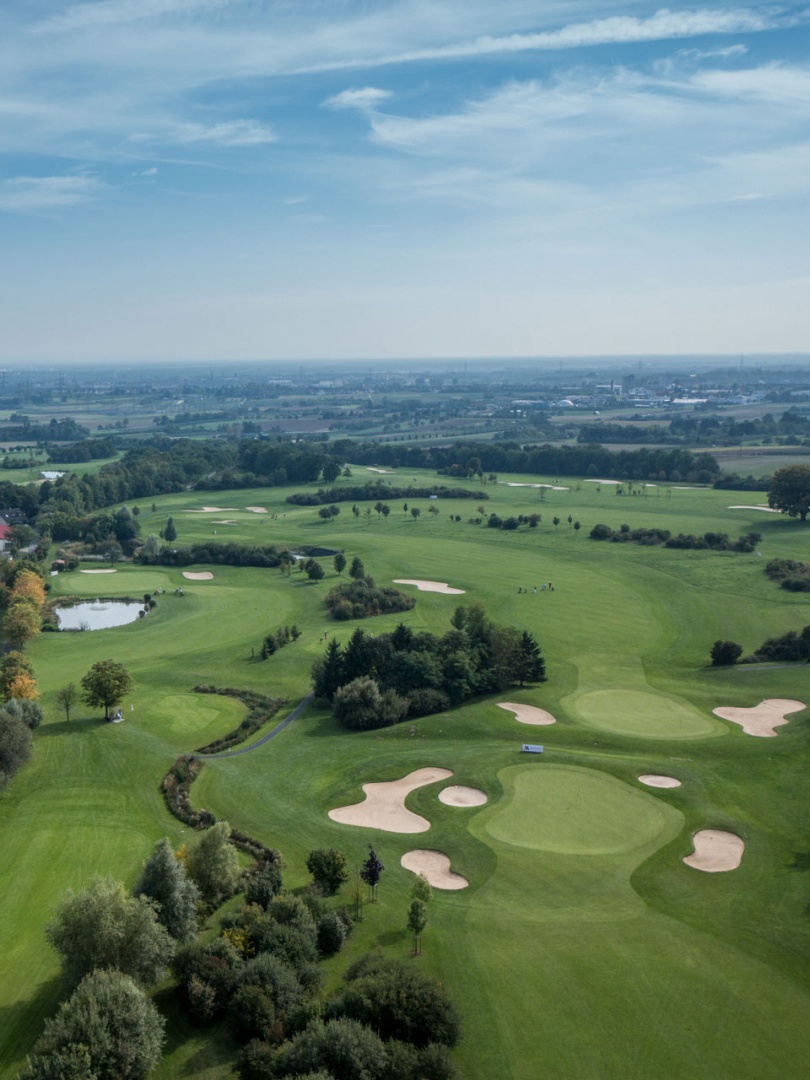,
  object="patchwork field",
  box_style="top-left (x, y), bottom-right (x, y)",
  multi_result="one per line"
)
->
top-left (1, 469), bottom-right (809, 1079)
